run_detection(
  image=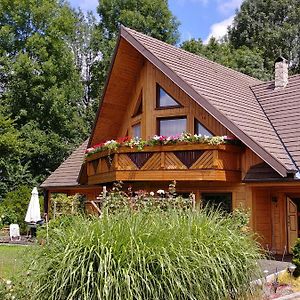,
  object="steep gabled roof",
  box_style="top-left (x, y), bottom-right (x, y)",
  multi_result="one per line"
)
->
top-left (119, 26), bottom-right (296, 176)
top-left (40, 140), bottom-right (88, 188)
top-left (252, 74), bottom-right (300, 170)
